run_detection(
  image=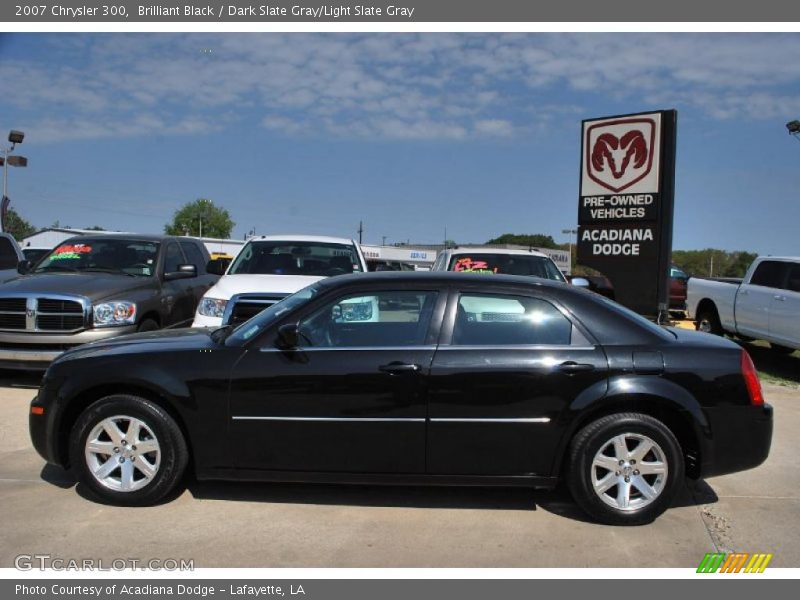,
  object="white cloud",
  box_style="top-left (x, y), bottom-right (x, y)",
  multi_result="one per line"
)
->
top-left (5, 33), bottom-right (800, 144)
